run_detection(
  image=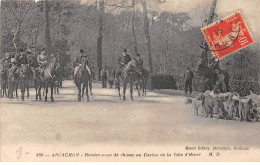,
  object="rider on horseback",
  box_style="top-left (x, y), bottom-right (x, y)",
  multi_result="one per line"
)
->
top-left (3, 52), bottom-right (12, 70)
top-left (122, 48), bottom-right (131, 66)
top-left (73, 49), bottom-right (91, 82)
top-left (37, 48), bottom-right (48, 77)
top-left (10, 48), bottom-right (28, 82)
top-left (115, 48), bottom-right (132, 76)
